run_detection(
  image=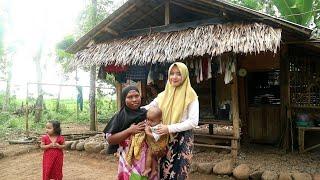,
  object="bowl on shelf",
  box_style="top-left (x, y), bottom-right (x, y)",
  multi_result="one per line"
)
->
top-left (296, 121), bottom-right (311, 127)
